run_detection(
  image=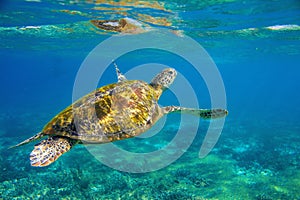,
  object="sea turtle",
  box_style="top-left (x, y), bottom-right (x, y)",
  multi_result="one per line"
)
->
top-left (11, 65), bottom-right (228, 167)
